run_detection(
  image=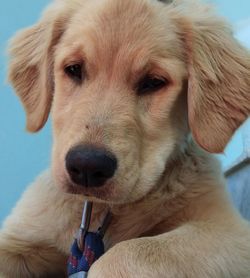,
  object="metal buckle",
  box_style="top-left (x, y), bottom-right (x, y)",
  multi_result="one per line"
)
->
top-left (77, 201), bottom-right (93, 252)
top-left (76, 201), bottom-right (112, 251)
